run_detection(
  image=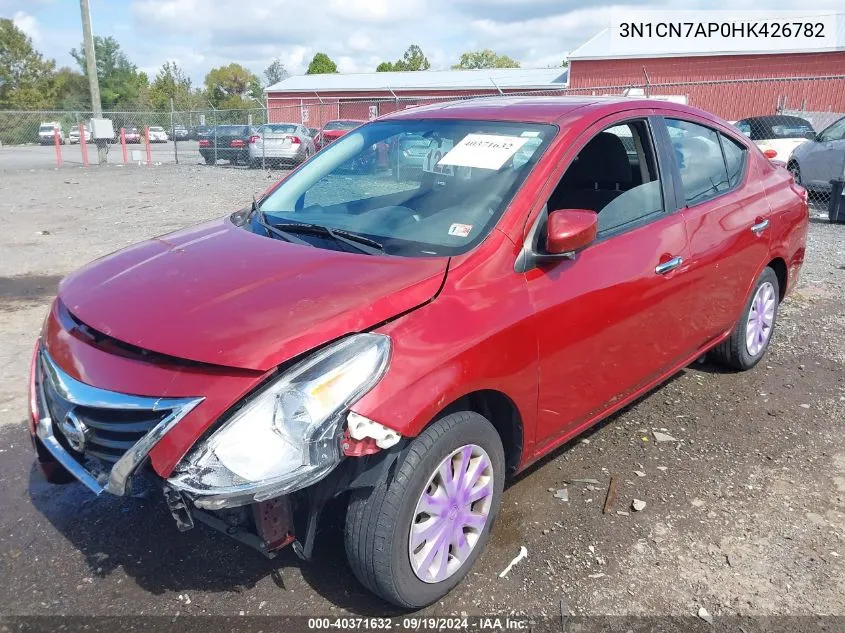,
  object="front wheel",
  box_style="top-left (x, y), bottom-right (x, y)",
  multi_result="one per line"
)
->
top-left (711, 266), bottom-right (780, 370)
top-left (345, 411), bottom-right (505, 608)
